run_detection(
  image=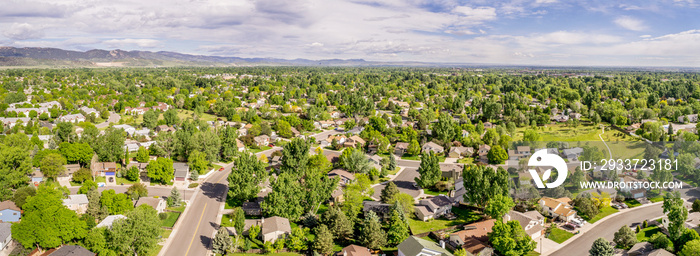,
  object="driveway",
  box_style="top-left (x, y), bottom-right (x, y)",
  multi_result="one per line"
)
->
top-left (372, 167), bottom-right (421, 199)
top-left (311, 129), bottom-right (341, 142)
top-left (535, 237), bottom-right (560, 255)
top-left (96, 112), bottom-right (121, 129)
